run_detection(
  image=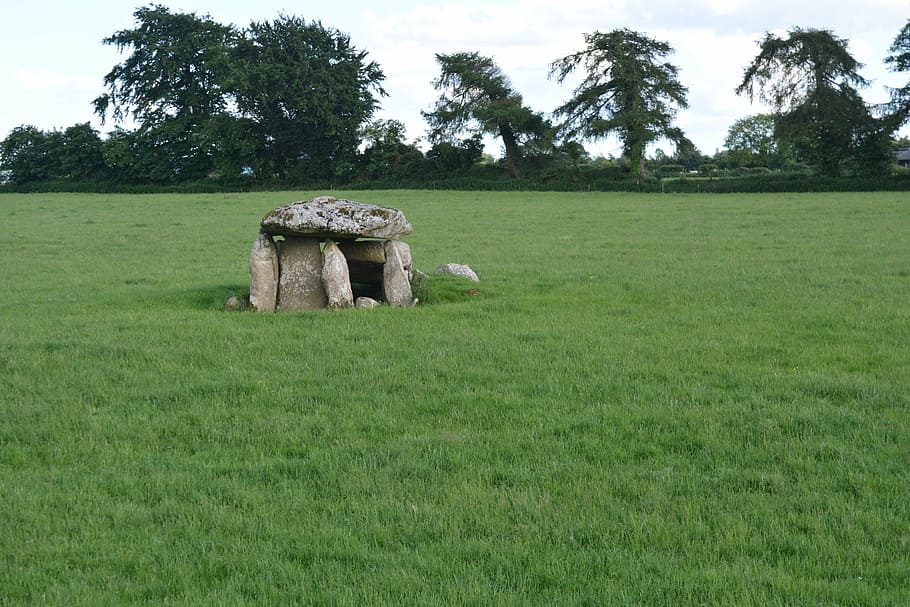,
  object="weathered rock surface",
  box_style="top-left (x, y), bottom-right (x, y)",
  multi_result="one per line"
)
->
top-left (339, 240), bottom-right (386, 285)
top-left (434, 263), bottom-right (479, 282)
top-left (249, 233), bottom-right (279, 312)
top-left (383, 240), bottom-right (414, 307)
top-left (261, 197), bottom-right (413, 240)
top-left (337, 240), bottom-right (386, 264)
top-left (355, 297), bottom-right (381, 309)
top-left (246, 197), bottom-right (425, 312)
top-left (224, 295), bottom-right (248, 311)
top-left (277, 237), bottom-right (327, 311)
top-left (322, 240), bottom-right (354, 309)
